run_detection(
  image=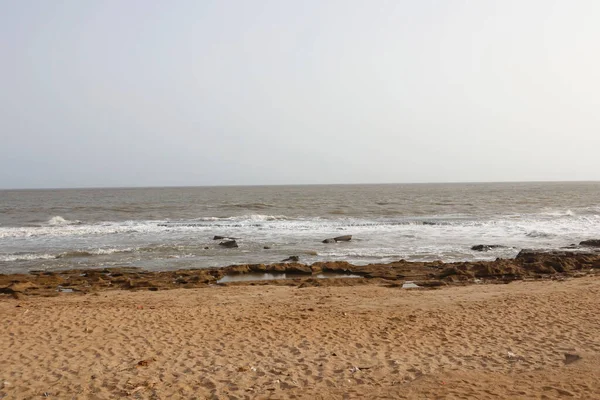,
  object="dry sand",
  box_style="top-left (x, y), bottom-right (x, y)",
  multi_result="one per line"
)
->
top-left (2, 277), bottom-right (600, 399)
